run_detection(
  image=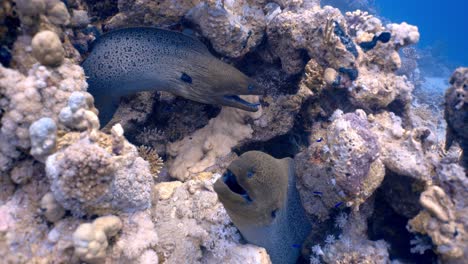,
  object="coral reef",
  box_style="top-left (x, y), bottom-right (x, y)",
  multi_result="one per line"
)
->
top-left (185, 1), bottom-right (266, 58)
top-left (47, 108), bottom-right (154, 216)
top-left (149, 176), bottom-right (271, 263)
top-left (73, 215), bottom-right (123, 263)
top-left (295, 110), bottom-right (385, 220)
top-left (315, 211), bottom-right (391, 264)
top-left (0, 61), bottom-right (87, 173)
top-left (0, 0), bottom-right (465, 263)
top-left (408, 185), bottom-right (467, 262)
top-left (167, 99), bottom-right (261, 181)
top-left (444, 67), bottom-right (468, 167)
top-left (31, 30), bottom-right (65, 67)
